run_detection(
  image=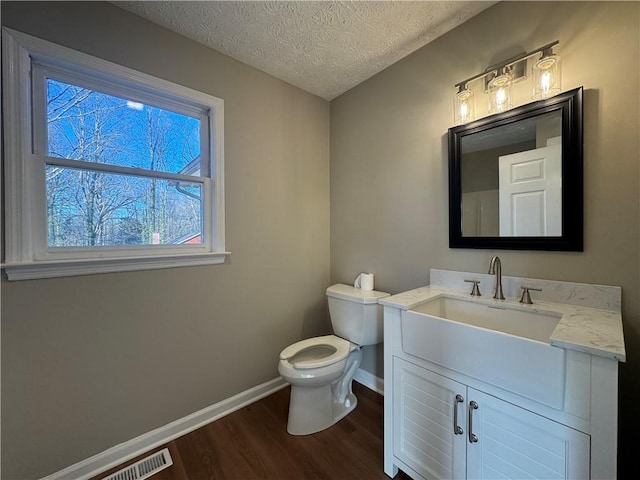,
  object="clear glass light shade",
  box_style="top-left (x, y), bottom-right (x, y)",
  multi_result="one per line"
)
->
top-left (454, 87), bottom-right (475, 124)
top-left (532, 52), bottom-right (562, 100)
top-left (488, 70), bottom-right (513, 114)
